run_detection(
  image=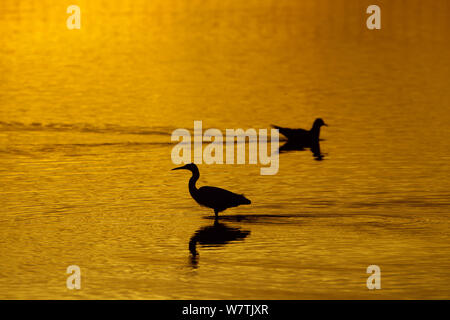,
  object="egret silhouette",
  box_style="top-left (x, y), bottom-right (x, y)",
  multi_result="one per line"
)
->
top-left (272, 118), bottom-right (328, 147)
top-left (172, 163), bottom-right (251, 219)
